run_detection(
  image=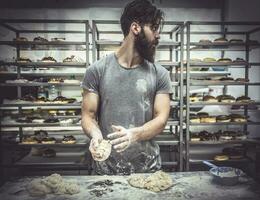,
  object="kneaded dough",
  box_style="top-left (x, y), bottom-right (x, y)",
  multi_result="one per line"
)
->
top-left (94, 139), bottom-right (112, 162)
top-left (27, 173), bottom-right (80, 196)
top-left (128, 171), bottom-right (173, 192)
top-left (27, 179), bottom-right (52, 197)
